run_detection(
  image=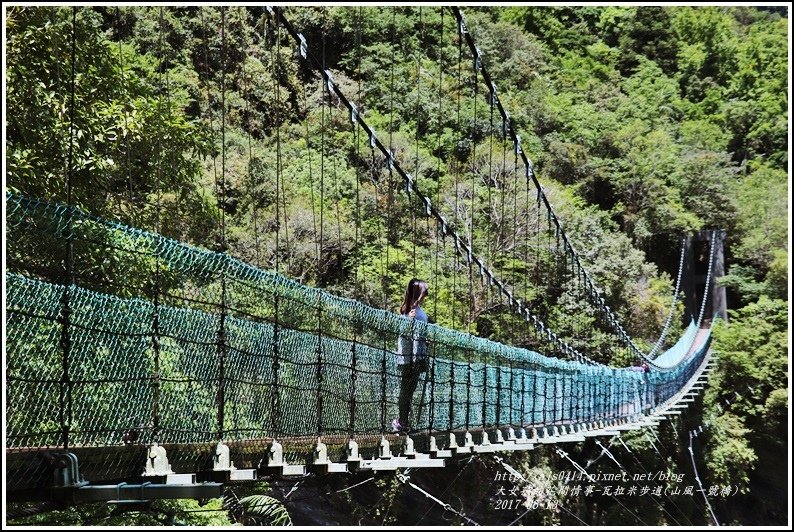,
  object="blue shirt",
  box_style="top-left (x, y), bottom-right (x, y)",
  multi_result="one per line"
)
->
top-left (396, 306), bottom-right (428, 365)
